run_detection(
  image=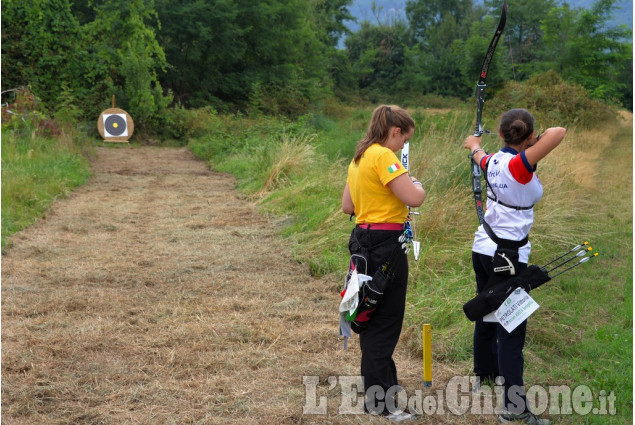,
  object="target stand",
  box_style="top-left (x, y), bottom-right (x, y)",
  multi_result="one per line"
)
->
top-left (98, 107), bottom-right (134, 143)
